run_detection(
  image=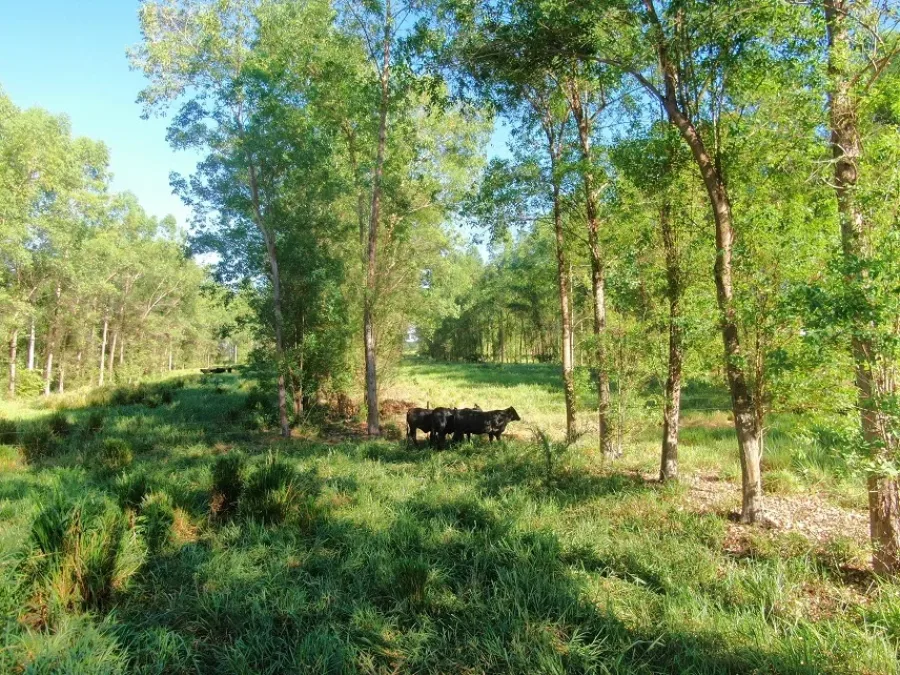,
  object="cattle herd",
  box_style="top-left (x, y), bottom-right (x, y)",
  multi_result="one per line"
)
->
top-left (406, 405), bottom-right (521, 447)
